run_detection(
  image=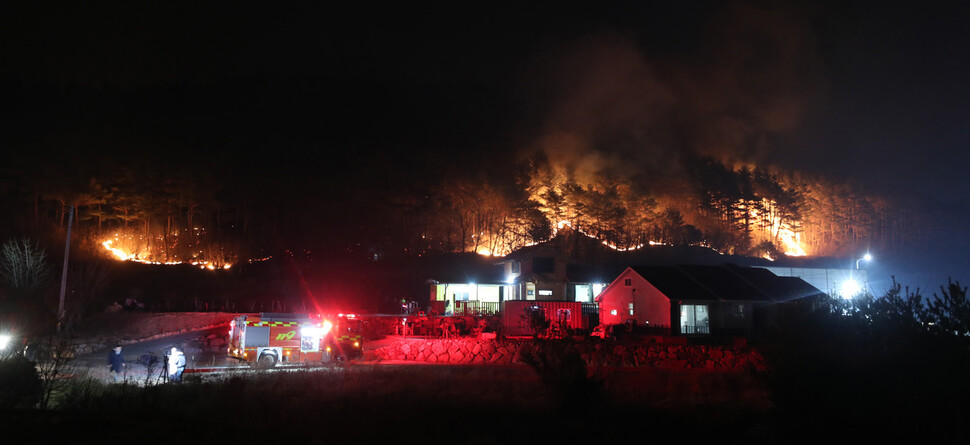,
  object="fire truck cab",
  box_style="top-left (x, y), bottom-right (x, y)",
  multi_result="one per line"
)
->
top-left (325, 314), bottom-right (364, 361)
top-left (228, 312), bottom-right (340, 368)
